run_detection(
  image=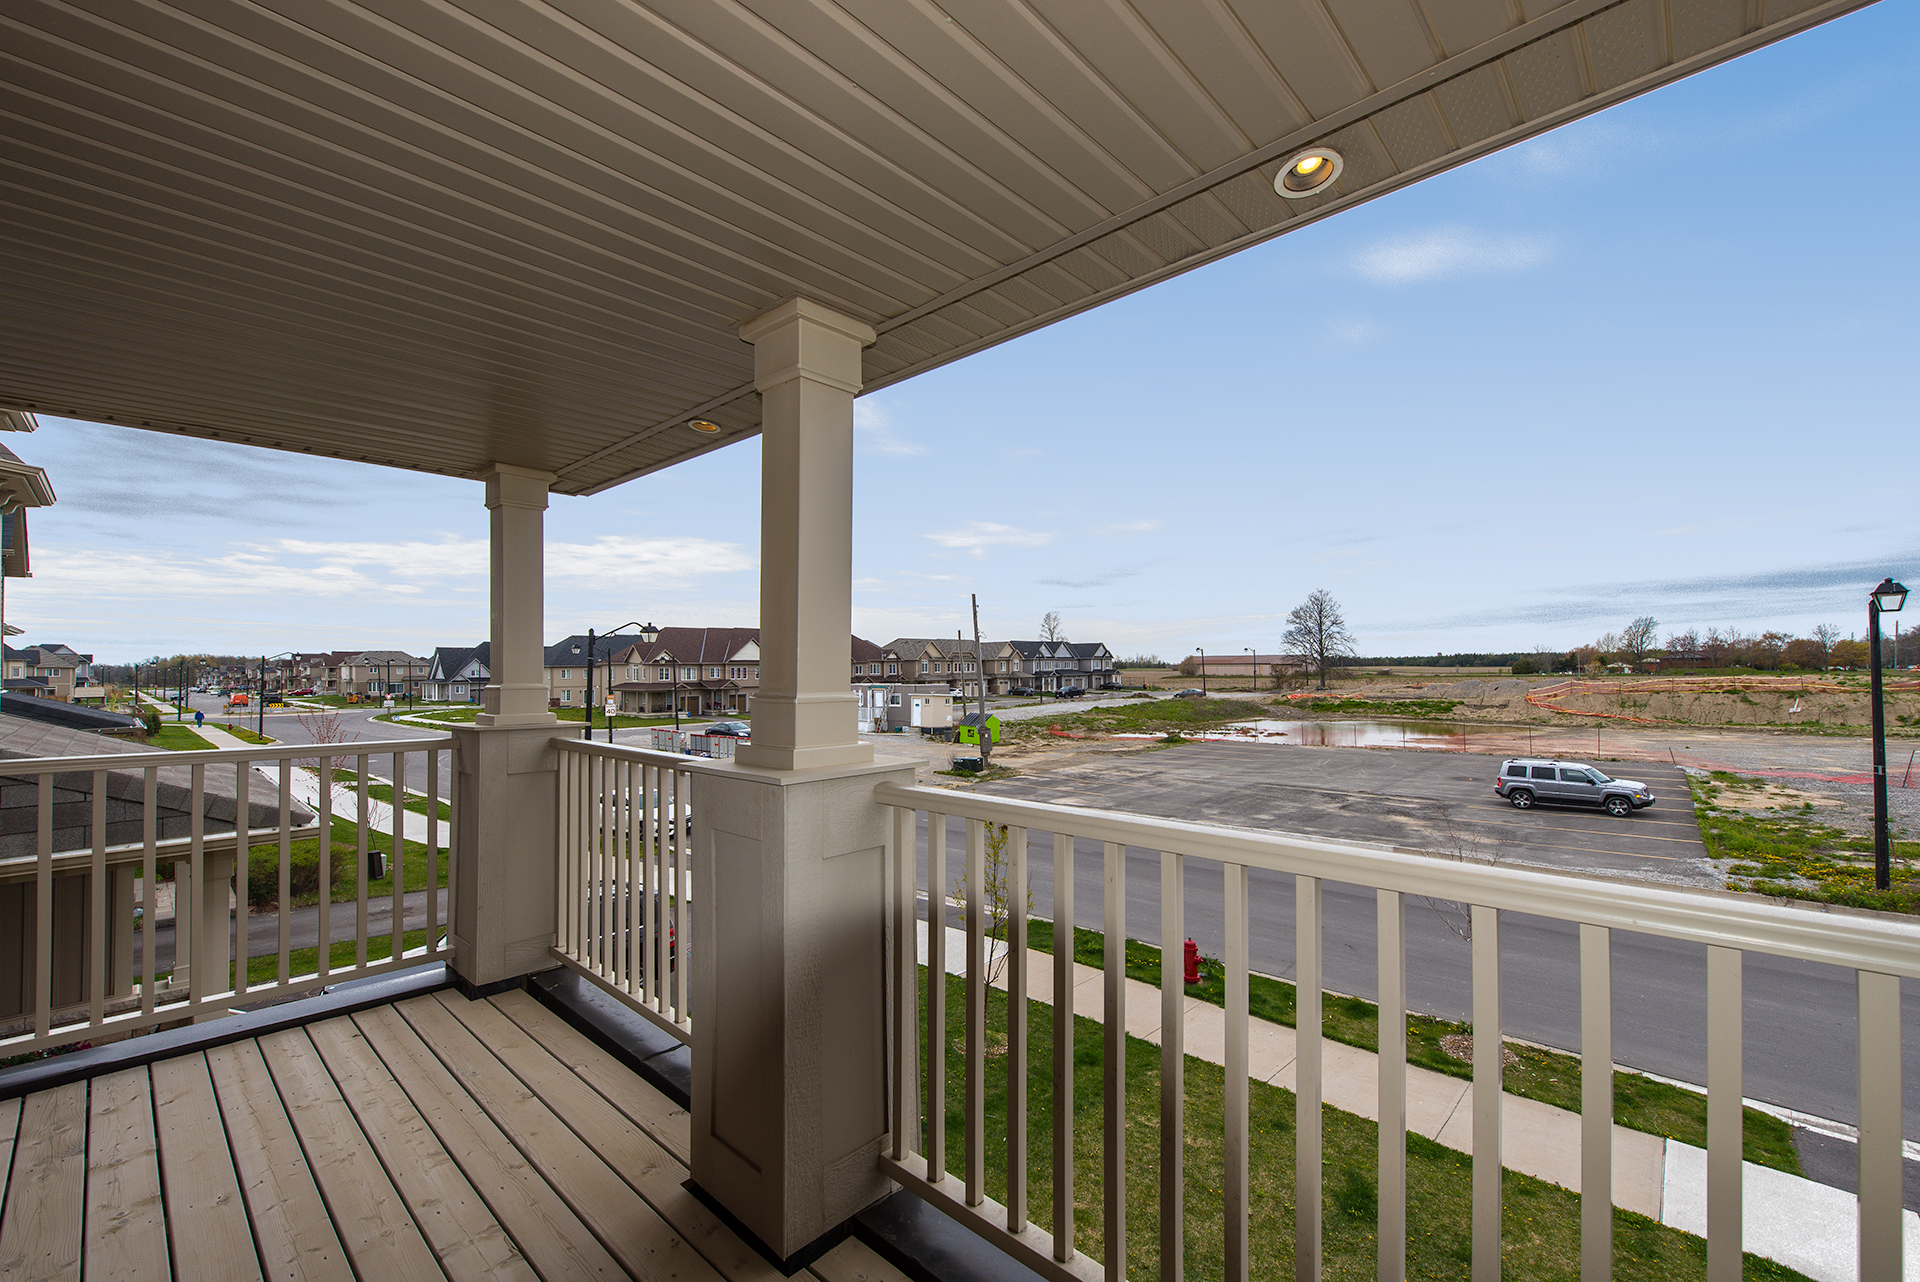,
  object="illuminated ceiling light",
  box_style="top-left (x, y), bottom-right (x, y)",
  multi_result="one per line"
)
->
top-left (1275, 147), bottom-right (1342, 198)
top-left (688, 418), bottom-right (722, 433)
